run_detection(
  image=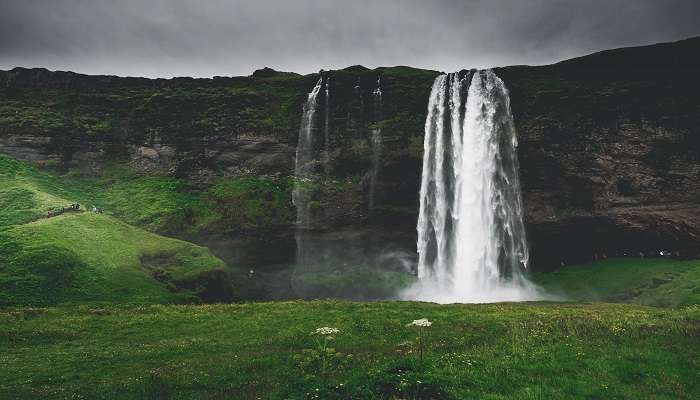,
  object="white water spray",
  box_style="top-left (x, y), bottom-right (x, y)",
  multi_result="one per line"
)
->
top-left (405, 70), bottom-right (542, 303)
